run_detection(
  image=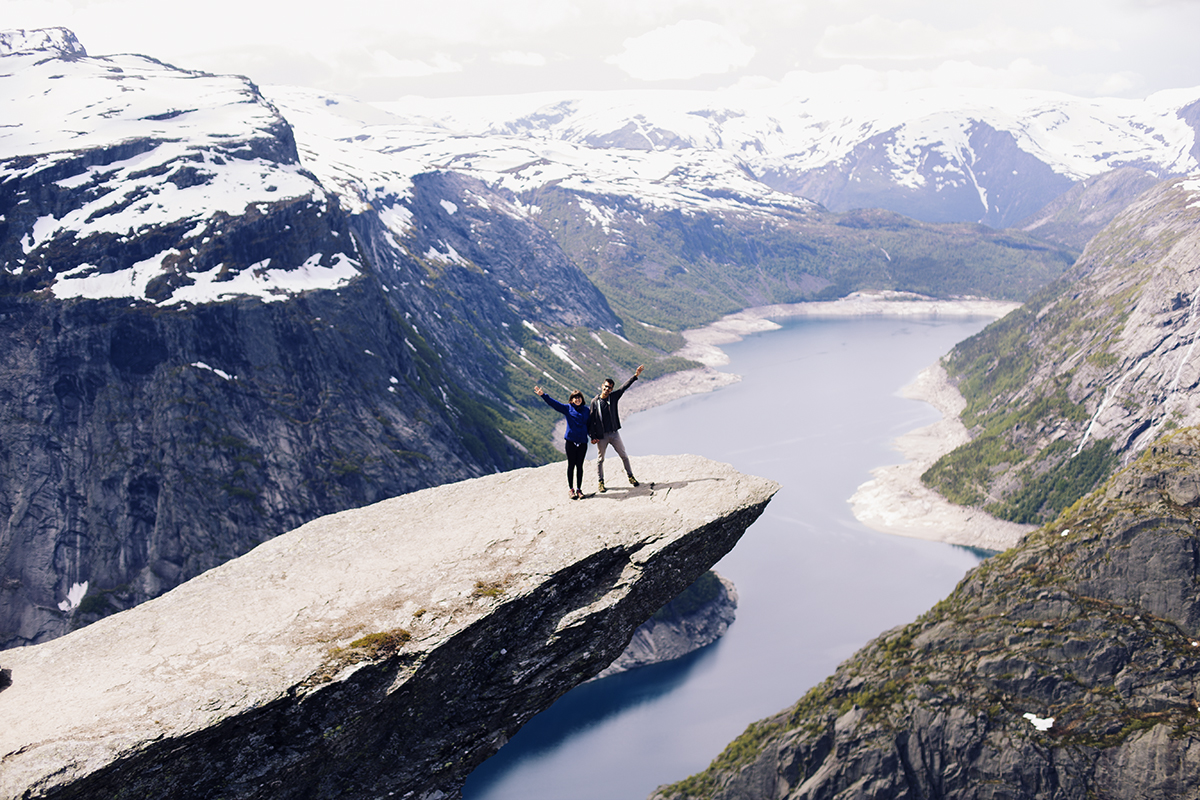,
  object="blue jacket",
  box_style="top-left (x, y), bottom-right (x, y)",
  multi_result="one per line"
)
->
top-left (541, 393), bottom-right (591, 445)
